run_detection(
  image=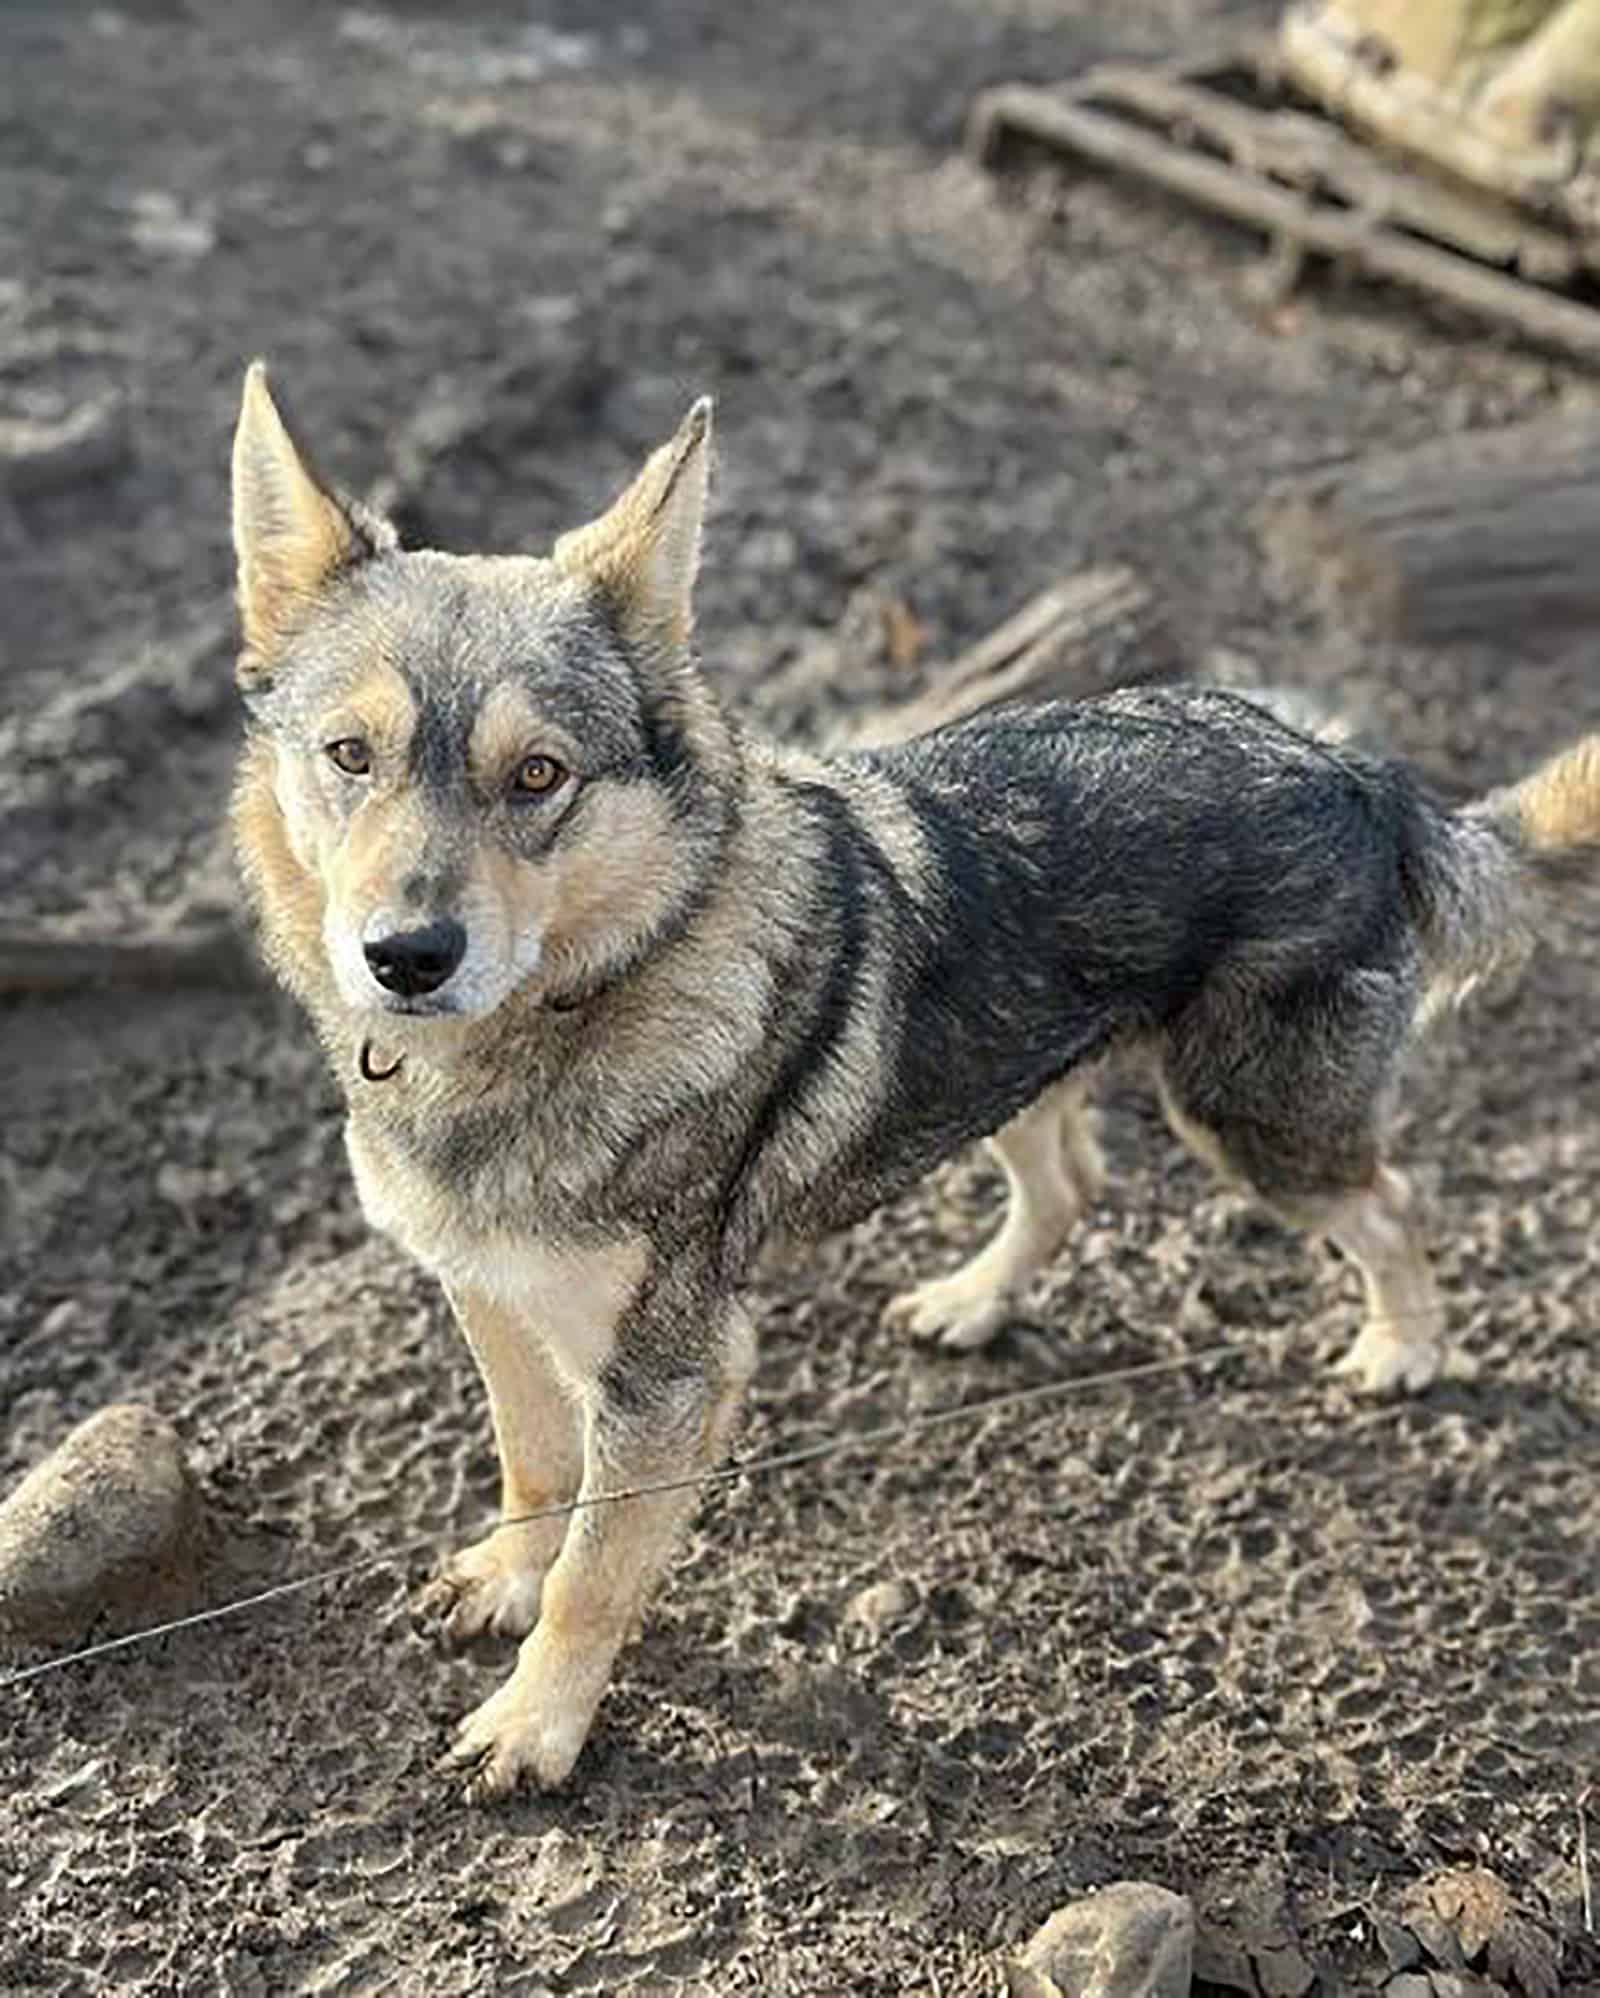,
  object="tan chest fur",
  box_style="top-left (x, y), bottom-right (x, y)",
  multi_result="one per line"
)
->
top-left (345, 1114), bottom-right (645, 1390)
